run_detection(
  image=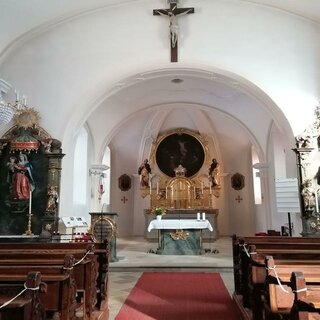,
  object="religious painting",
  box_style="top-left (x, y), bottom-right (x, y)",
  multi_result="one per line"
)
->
top-left (155, 130), bottom-right (205, 178)
top-left (118, 174), bottom-right (132, 191)
top-left (231, 173), bottom-right (245, 191)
